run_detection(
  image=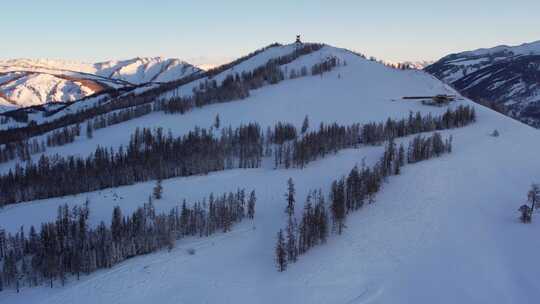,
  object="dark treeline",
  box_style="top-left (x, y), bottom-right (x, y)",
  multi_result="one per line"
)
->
top-left (0, 123), bottom-right (84, 164)
top-left (0, 43), bottom-right (326, 146)
top-left (277, 105), bottom-right (475, 169)
top-left (46, 124), bottom-right (80, 147)
top-left (156, 44), bottom-right (330, 114)
top-left (1, 122), bottom-right (84, 165)
top-left (0, 124), bottom-right (263, 206)
top-left (0, 103), bottom-right (153, 163)
top-left (0, 106), bottom-right (147, 164)
top-left (0, 44), bottom-right (336, 168)
top-left (0, 139), bottom-right (45, 164)
top-left (0, 105), bottom-right (475, 207)
top-left (269, 122), bottom-right (298, 145)
top-left (311, 57), bottom-right (339, 75)
top-left (276, 186), bottom-right (329, 268)
top-left (87, 104), bottom-right (153, 134)
top-left (276, 132), bottom-right (453, 271)
top-left (0, 189), bottom-right (256, 291)
top-left (56, 44), bottom-right (327, 125)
